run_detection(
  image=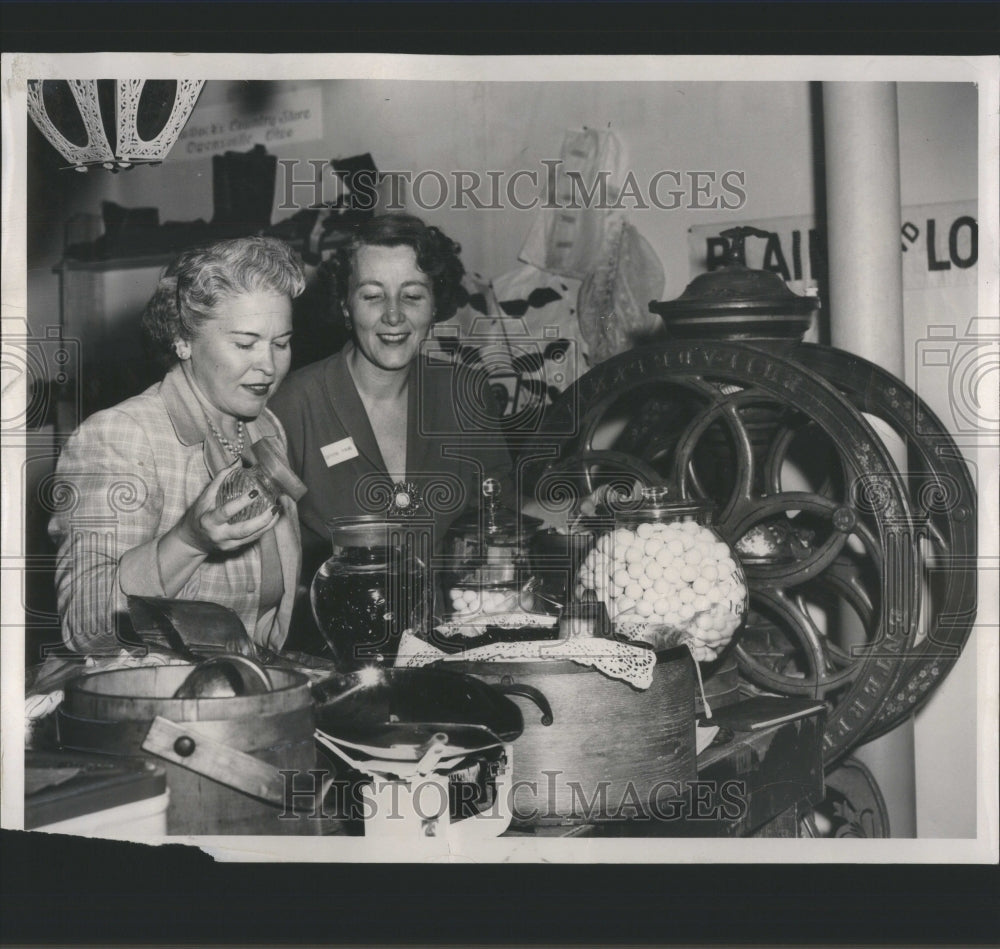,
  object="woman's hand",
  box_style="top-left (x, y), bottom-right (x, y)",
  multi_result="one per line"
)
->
top-left (175, 461), bottom-right (281, 555)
